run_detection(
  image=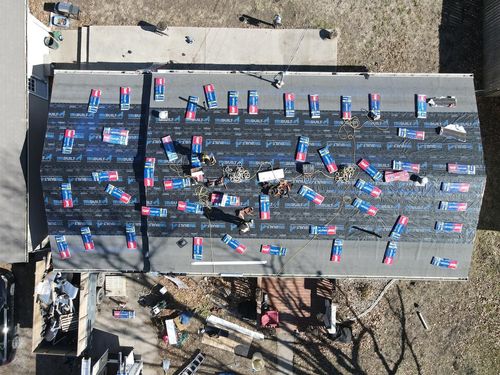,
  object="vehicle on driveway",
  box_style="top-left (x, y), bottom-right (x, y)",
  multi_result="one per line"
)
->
top-left (0, 269), bottom-right (18, 365)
